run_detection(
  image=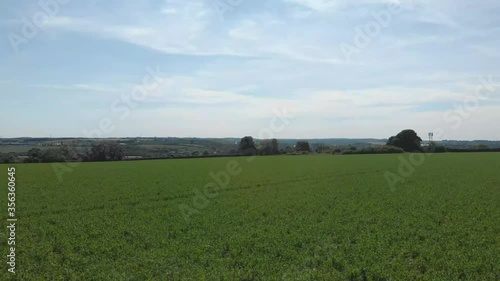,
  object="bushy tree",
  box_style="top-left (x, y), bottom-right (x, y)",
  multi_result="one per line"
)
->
top-left (90, 143), bottom-right (108, 161)
top-left (295, 141), bottom-right (311, 152)
top-left (106, 142), bottom-right (125, 160)
top-left (61, 145), bottom-right (79, 161)
top-left (41, 148), bottom-right (65, 162)
top-left (1, 153), bottom-right (15, 164)
top-left (314, 144), bottom-right (330, 153)
top-left (88, 142), bottom-right (125, 161)
top-left (259, 139), bottom-right (280, 155)
top-left (238, 136), bottom-right (257, 156)
top-left (27, 148), bottom-right (42, 163)
top-left (387, 129), bottom-right (423, 152)
top-left (271, 139), bottom-right (279, 154)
